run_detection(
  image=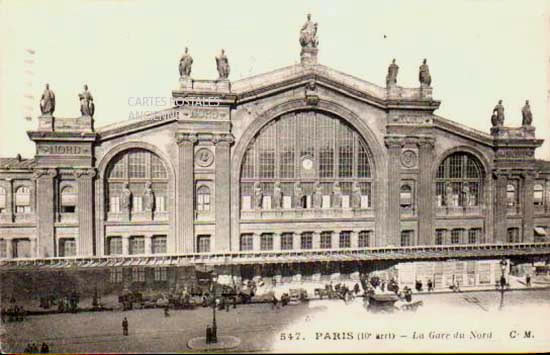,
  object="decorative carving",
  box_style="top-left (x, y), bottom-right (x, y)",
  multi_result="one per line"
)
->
top-left (40, 84), bottom-right (55, 115)
top-left (195, 148), bottom-right (214, 167)
top-left (418, 59), bottom-right (432, 87)
top-left (312, 182), bottom-right (322, 209)
top-left (121, 183), bottom-right (132, 212)
top-left (212, 133), bottom-right (235, 146)
top-left (294, 182), bottom-right (305, 209)
top-left (33, 168), bottom-right (57, 179)
top-left (73, 168), bottom-right (97, 179)
top-left (254, 182), bottom-right (263, 209)
top-left (179, 47), bottom-right (193, 78)
top-left (299, 13), bottom-right (319, 49)
top-left (175, 133), bottom-right (198, 145)
top-left (400, 150), bottom-right (418, 168)
top-left (384, 136), bottom-right (404, 149)
top-left (351, 182), bottom-right (362, 209)
top-left (79, 84), bottom-right (95, 117)
top-left (305, 80), bottom-right (319, 105)
top-left (273, 181), bottom-right (282, 209)
top-left (332, 182), bottom-right (343, 208)
top-left (386, 59), bottom-right (399, 87)
top-left (496, 148), bottom-right (535, 158)
top-left (417, 137), bottom-right (435, 149)
top-left (143, 182), bottom-right (155, 212)
top-left (215, 49), bottom-right (230, 80)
